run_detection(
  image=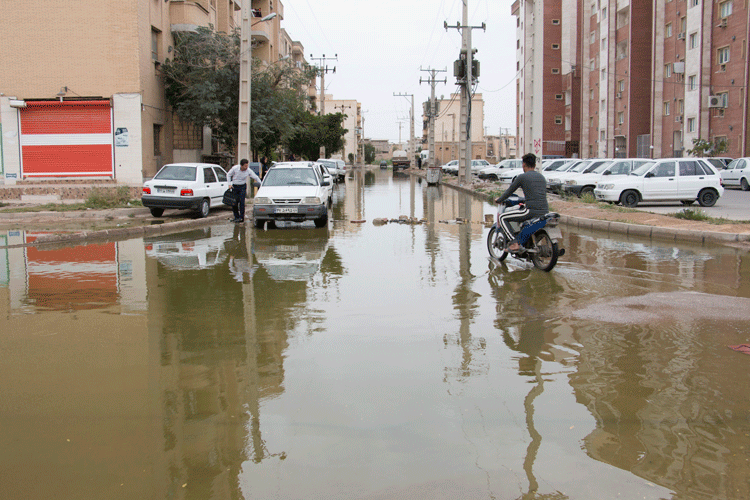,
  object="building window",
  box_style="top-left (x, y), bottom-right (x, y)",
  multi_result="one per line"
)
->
top-left (151, 28), bottom-right (160, 61)
top-left (719, 92), bottom-right (730, 108)
top-left (552, 68), bottom-right (560, 74)
top-left (618, 112), bottom-right (624, 124)
top-left (590, 89), bottom-right (595, 100)
top-left (666, 23), bottom-right (672, 37)
top-left (718, 46), bottom-right (730, 65)
top-left (719, 1), bottom-right (732, 18)
top-left (601, 37), bottom-right (607, 50)
top-left (601, 68), bottom-right (607, 80)
top-left (590, 32), bottom-right (596, 44)
top-left (688, 75), bottom-right (697, 90)
top-left (618, 80), bottom-right (625, 92)
top-left (601, 99), bottom-right (606, 110)
top-left (664, 101), bottom-right (671, 116)
top-left (687, 117), bottom-right (696, 132)
top-left (552, 19), bottom-right (560, 25)
top-left (555, 94), bottom-right (563, 100)
top-left (600, 130), bottom-right (606, 141)
top-left (665, 63), bottom-right (672, 78)
top-left (552, 43), bottom-right (560, 49)
top-left (589, 116), bottom-right (594, 127)
top-left (555, 116), bottom-right (563, 124)
top-left (690, 0), bottom-right (699, 7)
top-left (153, 124), bottom-right (162, 156)
top-left (602, 7), bottom-right (607, 17)
top-left (689, 32), bottom-right (698, 49)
